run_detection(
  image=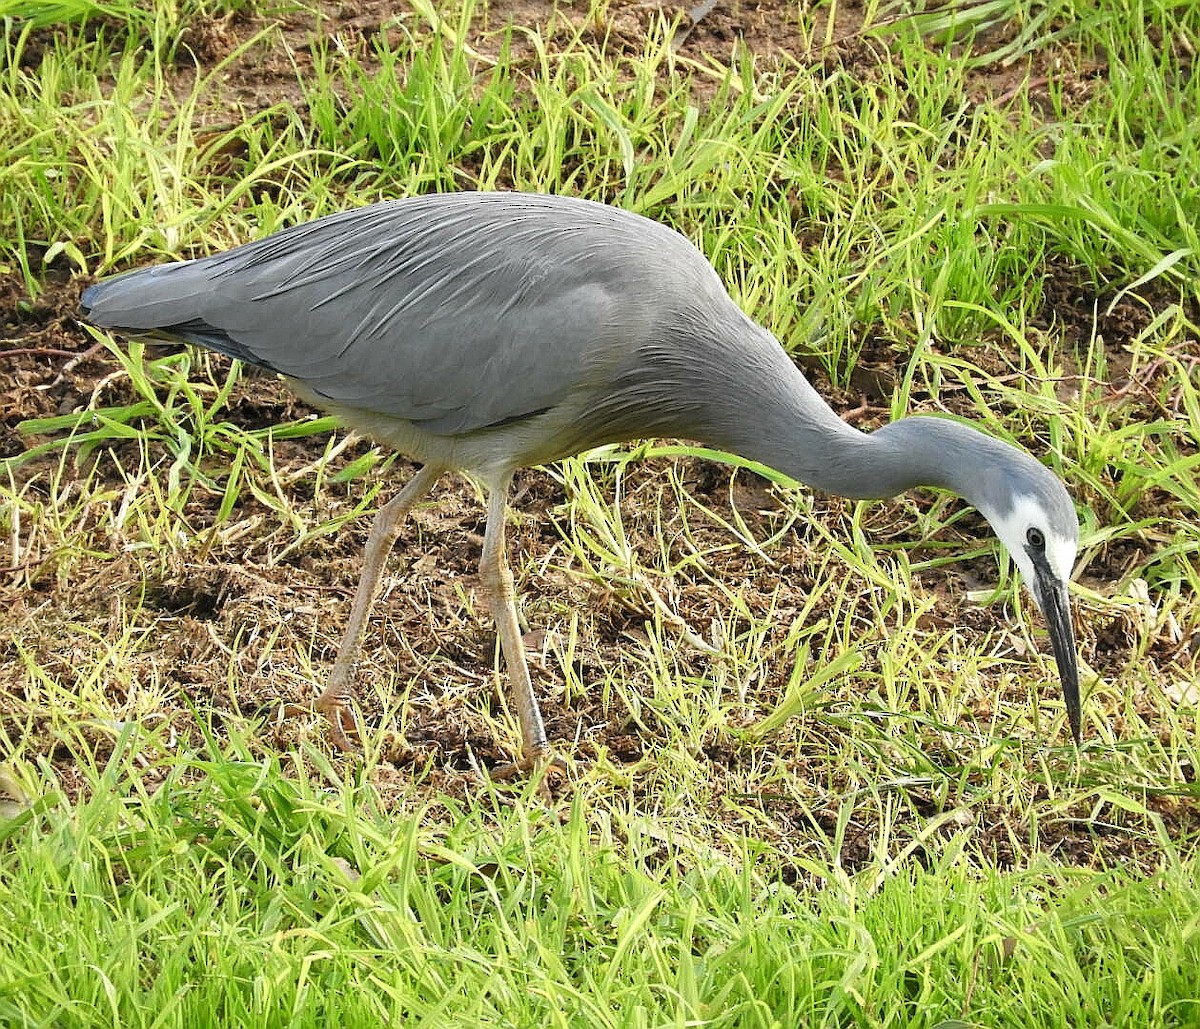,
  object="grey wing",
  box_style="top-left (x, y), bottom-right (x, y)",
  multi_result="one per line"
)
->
top-left (81, 194), bottom-right (672, 435)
